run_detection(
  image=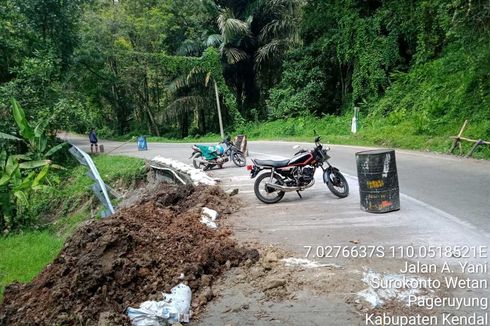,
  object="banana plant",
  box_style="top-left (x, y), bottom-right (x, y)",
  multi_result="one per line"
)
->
top-left (0, 98), bottom-right (64, 231)
top-left (5, 98), bottom-right (67, 165)
top-left (0, 150), bottom-right (50, 231)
